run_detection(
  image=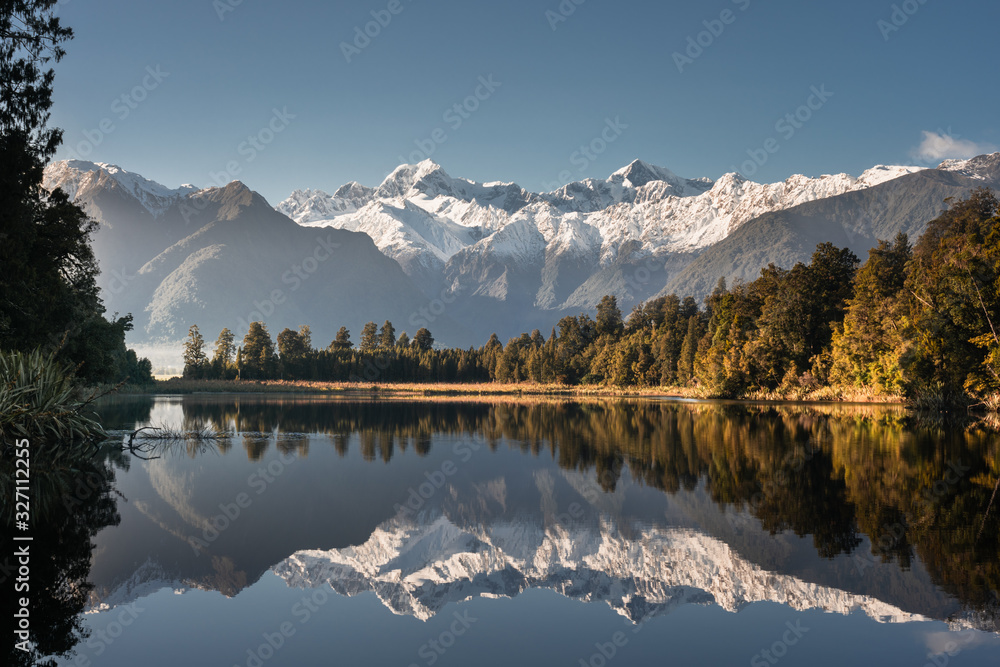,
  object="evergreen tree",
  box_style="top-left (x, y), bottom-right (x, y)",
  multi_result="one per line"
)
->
top-left (379, 320), bottom-right (396, 348)
top-left (678, 315), bottom-right (700, 386)
top-left (903, 189), bottom-right (1000, 400)
top-left (360, 321), bottom-right (379, 351)
top-left (0, 2), bottom-right (150, 384)
top-left (242, 322), bottom-right (276, 379)
top-left (331, 326), bottom-right (352, 350)
top-left (396, 331), bottom-right (410, 348)
top-left (211, 328), bottom-right (236, 378)
top-left (830, 234), bottom-right (911, 392)
top-left (183, 325), bottom-right (207, 378)
top-left (412, 328), bottom-right (434, 351)
top-left (277, 327), bottom-right (308, 379)
top-left (596, 295), bottom-right (624, 337)
top-left (298, 324), bottom-right (313, 351)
